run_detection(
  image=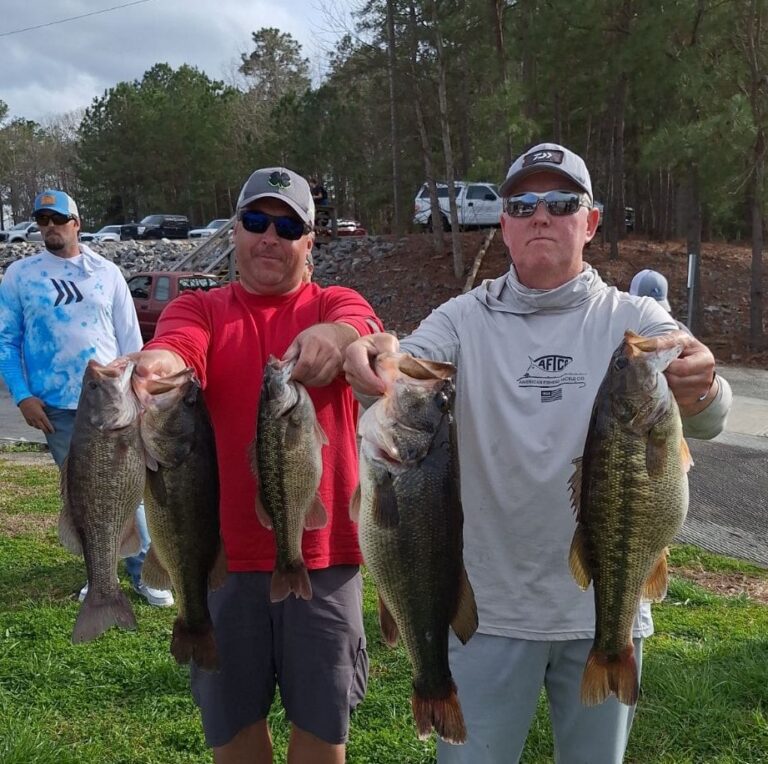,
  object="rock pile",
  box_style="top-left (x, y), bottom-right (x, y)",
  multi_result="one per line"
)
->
top-left (0, 236), bottom-right (398, 282)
